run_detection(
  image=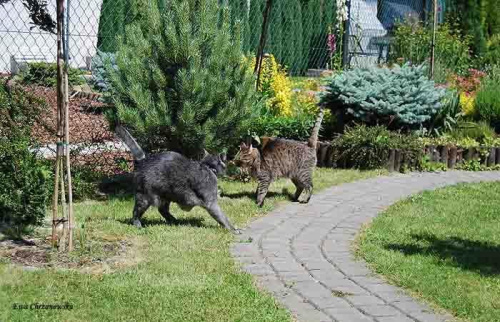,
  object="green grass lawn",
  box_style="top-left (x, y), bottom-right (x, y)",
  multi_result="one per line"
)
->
top-left (1, 168), bottom-right (382, 322)
top-left (357, 182), bottom-right (500, 322)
